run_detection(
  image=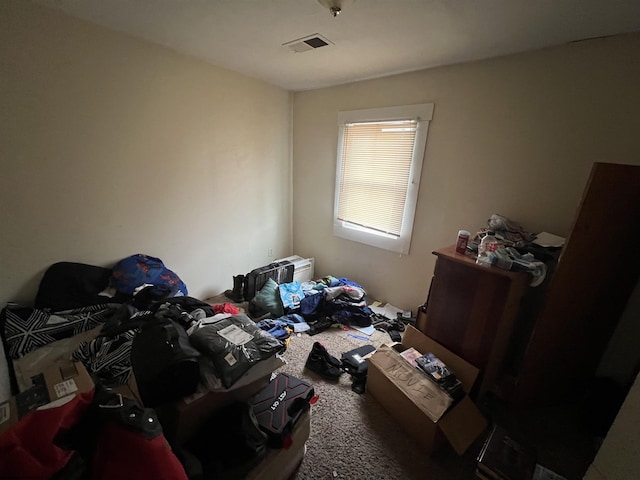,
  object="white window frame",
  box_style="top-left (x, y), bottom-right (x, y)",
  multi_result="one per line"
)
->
top-left (333, 103), bottom-right (434, 254)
